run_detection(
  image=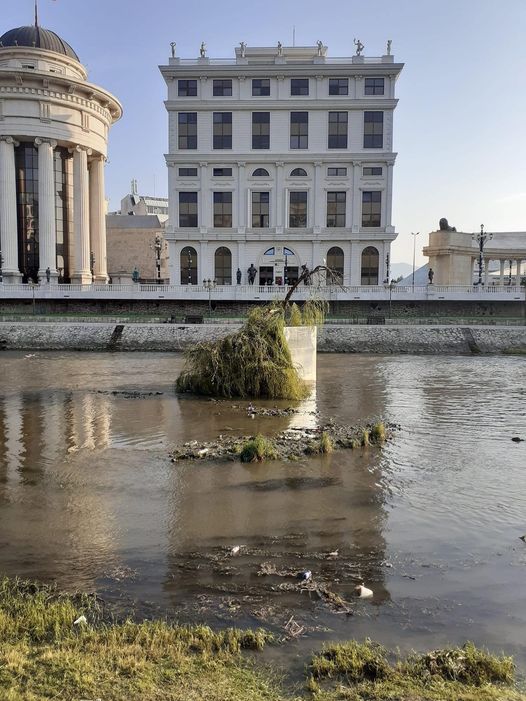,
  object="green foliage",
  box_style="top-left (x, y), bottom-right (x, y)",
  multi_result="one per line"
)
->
top-left (175, 306), bottom-right (309, 400)
top-left (360, 428), bottom-right (370, 447)
top-left (240, 434), bottom-right (278, 463)
top-left (302, 299), bottom-right (329, 327)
